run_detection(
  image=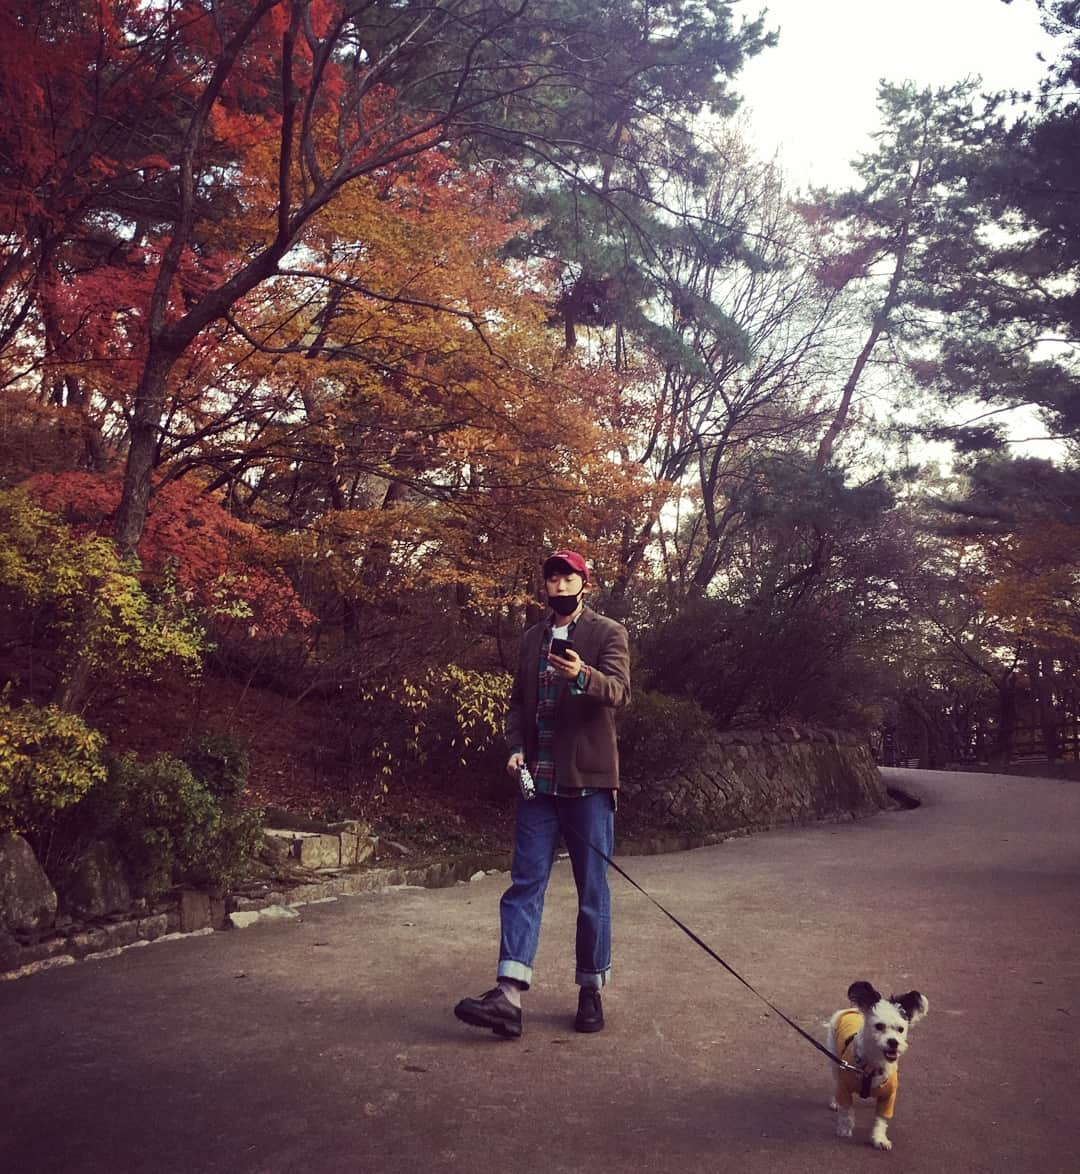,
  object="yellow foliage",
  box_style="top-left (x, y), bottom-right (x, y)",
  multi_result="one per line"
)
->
top-left (0, 488), bottom-right (206, 685)
top-left (978, 521), bottom-right (1080, 648)
top-left (0, 694), bottom-right (106, 833)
